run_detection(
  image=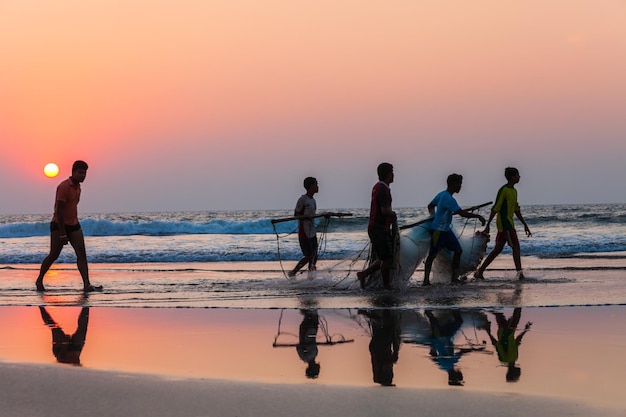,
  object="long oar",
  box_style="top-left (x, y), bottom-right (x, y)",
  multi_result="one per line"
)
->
top-left (271, 212), bottom-right (352, 224)
top-left (398, 201), bottom-right (492, 231)
top-left (464, 201), bottom-right (492, 212)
